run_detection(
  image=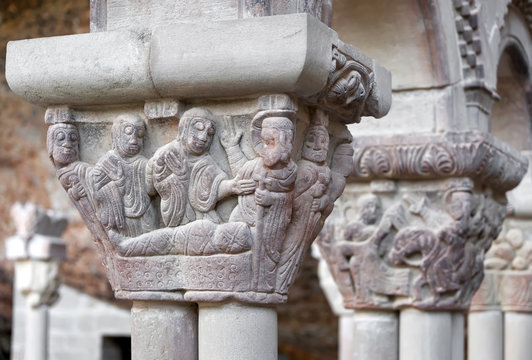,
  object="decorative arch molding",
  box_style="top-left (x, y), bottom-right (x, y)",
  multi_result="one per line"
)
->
top-left (499, 5), bottom-right (532, 78)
